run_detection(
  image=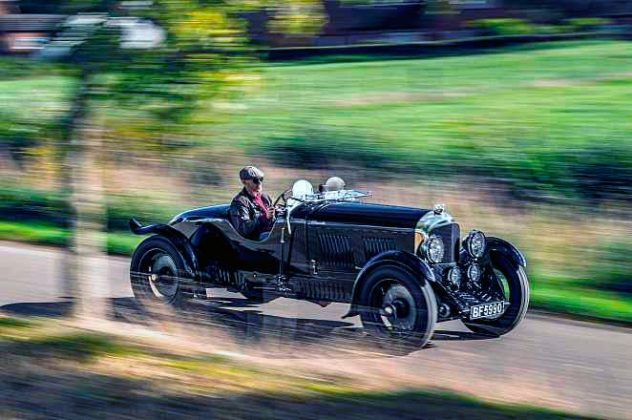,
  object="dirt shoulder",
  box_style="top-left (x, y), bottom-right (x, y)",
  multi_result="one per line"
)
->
top-left (0, 316), bottom-right (589, 420)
